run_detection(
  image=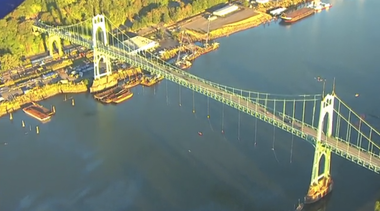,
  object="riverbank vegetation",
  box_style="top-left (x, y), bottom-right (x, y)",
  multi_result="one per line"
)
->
top-left (0, 0), bottom-right (229, 71)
